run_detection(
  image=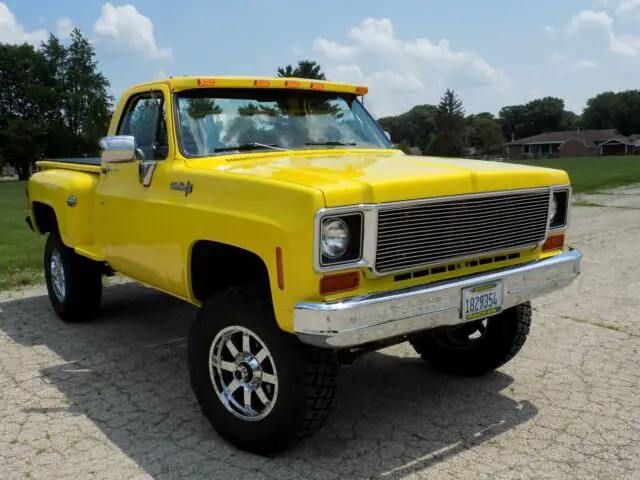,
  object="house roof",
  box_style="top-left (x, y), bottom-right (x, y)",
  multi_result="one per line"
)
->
top-left (509, 129), bottom-right (620, 145)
